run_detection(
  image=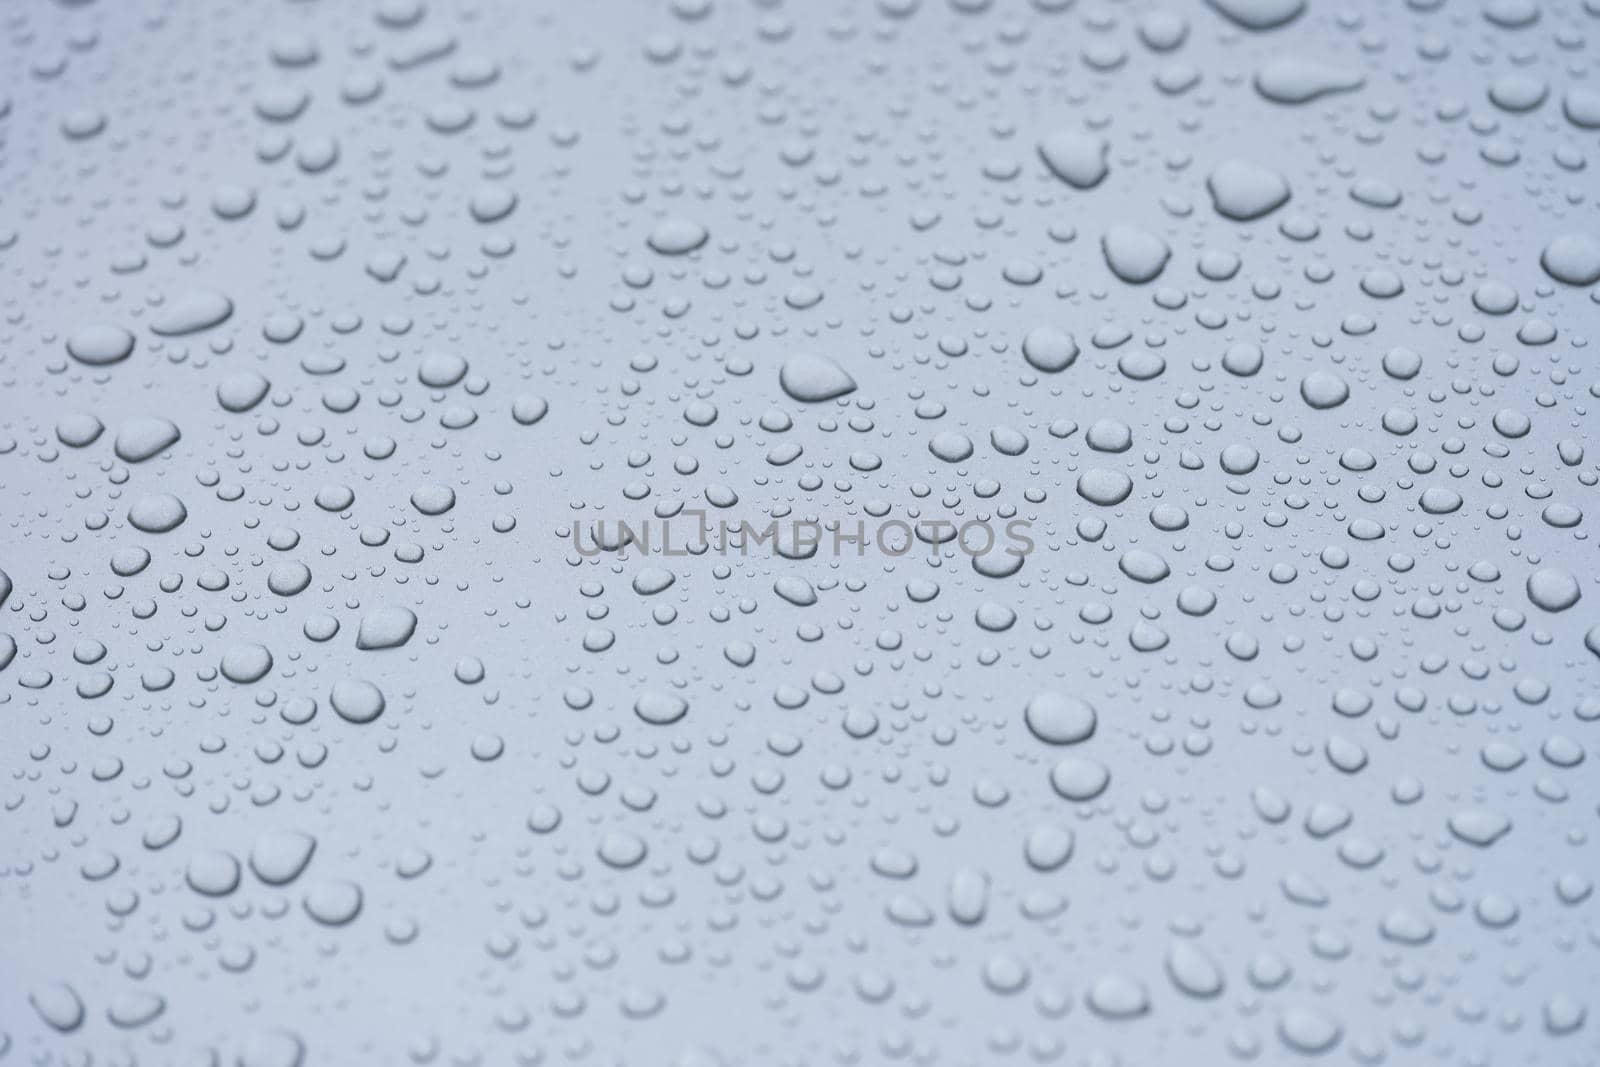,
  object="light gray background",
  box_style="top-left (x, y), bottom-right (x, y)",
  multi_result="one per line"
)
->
top-left (1, 0), bottom-right (1598, 1064)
